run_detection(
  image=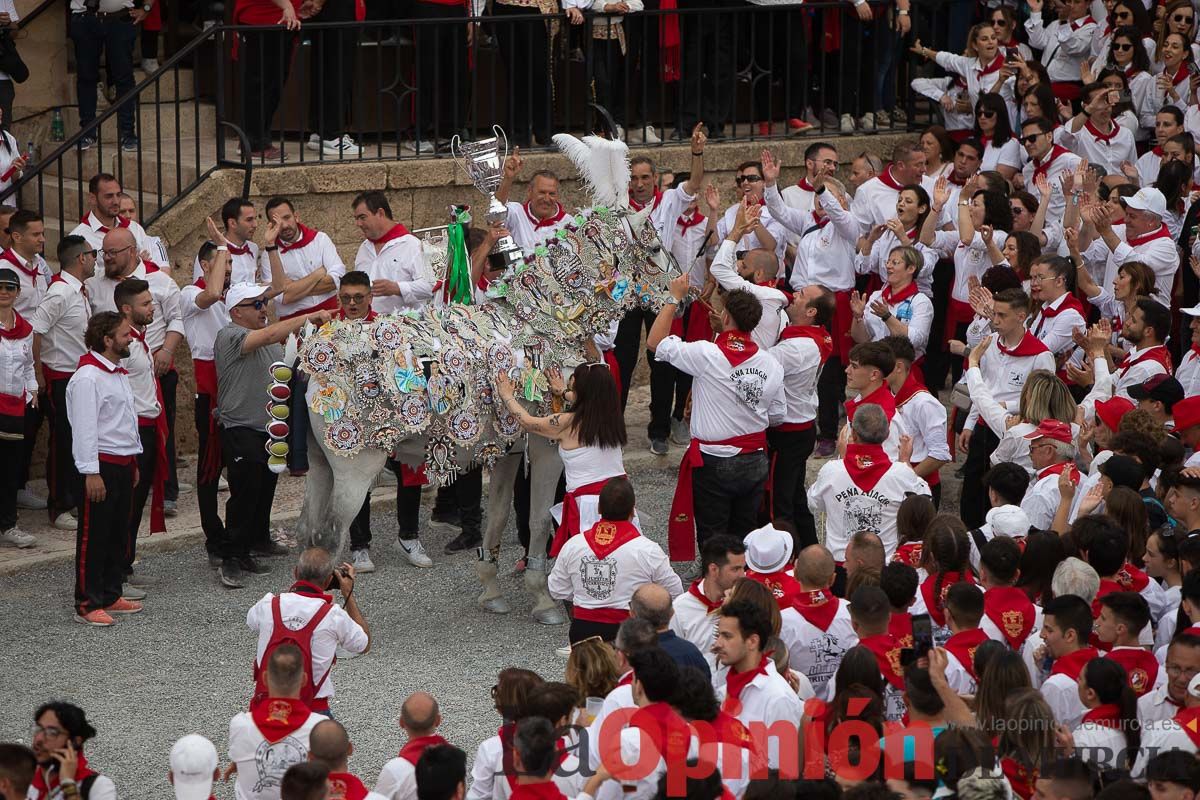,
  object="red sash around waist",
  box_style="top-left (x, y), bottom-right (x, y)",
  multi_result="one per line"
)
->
top-left (668, 432), bottom-right (767, 561)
